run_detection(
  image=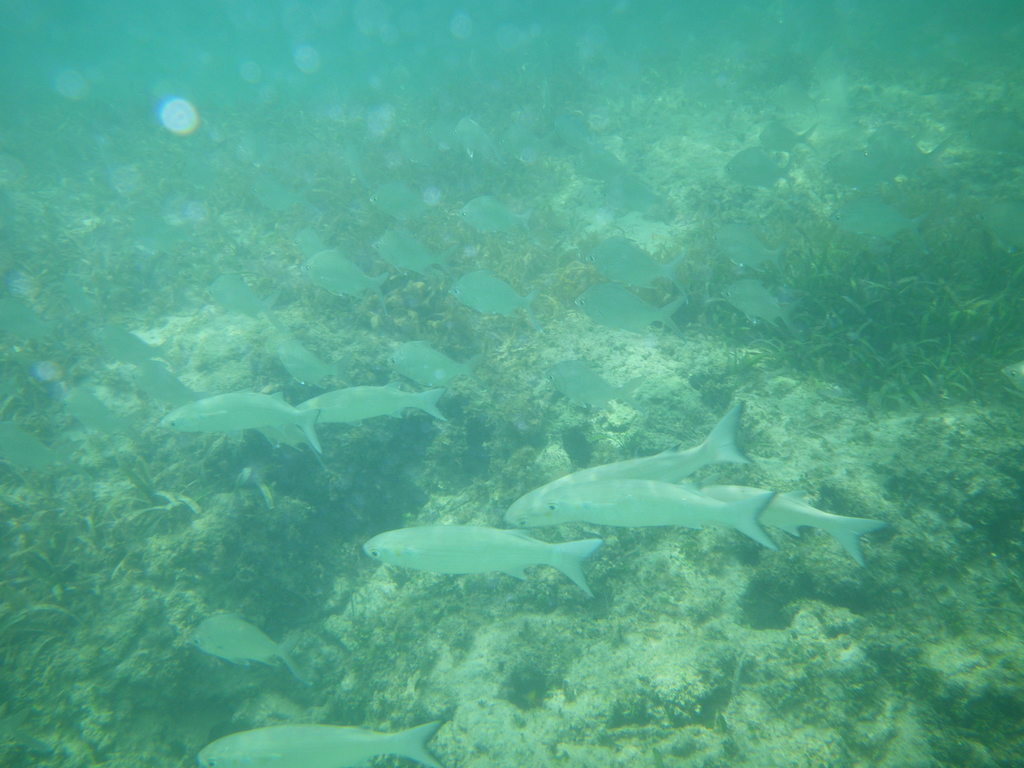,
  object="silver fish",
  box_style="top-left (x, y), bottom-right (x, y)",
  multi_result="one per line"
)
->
top-left (575, 282), bottom-right (684, 334)
top-left (547, 359), bottom-right (638, 410)
top-left (759, 120), bottom-right (814, 152)
top-left (96, 324), bottom-right (159, 364)
top-left (1002, 360), bottom-right (1024, 389)
top-left (453, 116), bottom-right (499, 163)
top-left (586, 236), bottom-right (684, 288)
top-left (374, 228), bottom-right (446, 275)
top-left (723, 279), bottom-right (793, 329)
top-left (452, 270), bottom-right (539, 328)
top-left (364, 525), bottom-right (603, 596)
top-left (209, 274), bottom-right (273, 319)
top-left (0, 299), bottom-right (50, 340)
top-left (701, 485), bottom-right (886, 566)
top-left (298, 384), bottom-right (446, 423)
top-left (833, 197), bottom-right (917, 239)
top-left (459, 196), bottom-right (524, 233)
top-left (303, 249), bottom-right (385, 300)
top-left (506, 404), bottom-right (749, 525)
top-left (983, 200), bottom-right (1024, 252)
top-left (516, 479), bottom-right (776, 549)
top-left (716, 224), bottom-right (782, 270)
top-left (65, 387), bottom-right (130, 433)
top-left (198, 721), bottom-right (443, 768)
top-left (276, 338), bottom-right (336, 386)
top-left (0, 422), bottom-right (59, 468)
top-left (134, 360), bottom-right (197, 405)
top-left (161, 392), bottom-right (321, 454)
top-left (192, 613), bottom-right (309, 685)
top-left (725, 147), bottom-right (787, 187)
top-left (371, 181), bottom-right (427, 221)
top-left (391, 341), bottom-right (474, 387)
